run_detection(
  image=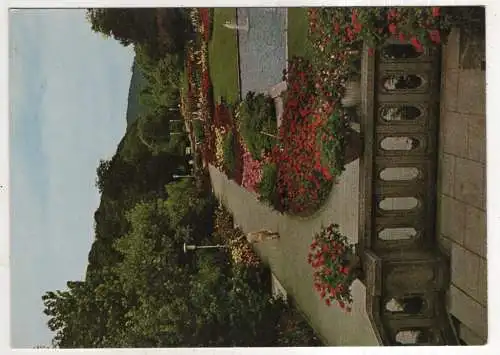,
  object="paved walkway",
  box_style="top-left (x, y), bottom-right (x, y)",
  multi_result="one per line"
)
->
top-left (220, 8), bottom-right (378, 345)
top-left (208, 162), bottom-right (379, 346)
top-left (236, 8), bottom-right (287, 96)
